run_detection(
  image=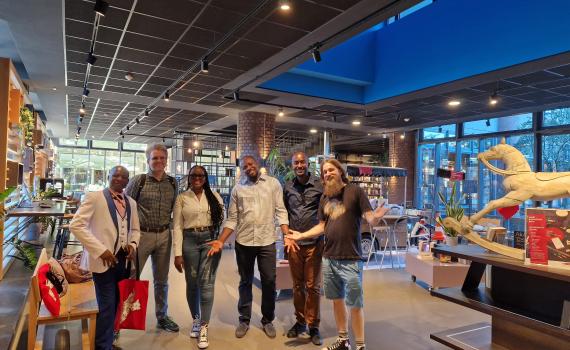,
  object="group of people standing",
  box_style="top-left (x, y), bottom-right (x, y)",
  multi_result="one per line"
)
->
top-left (70, 143), bottom-right (389, 350)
